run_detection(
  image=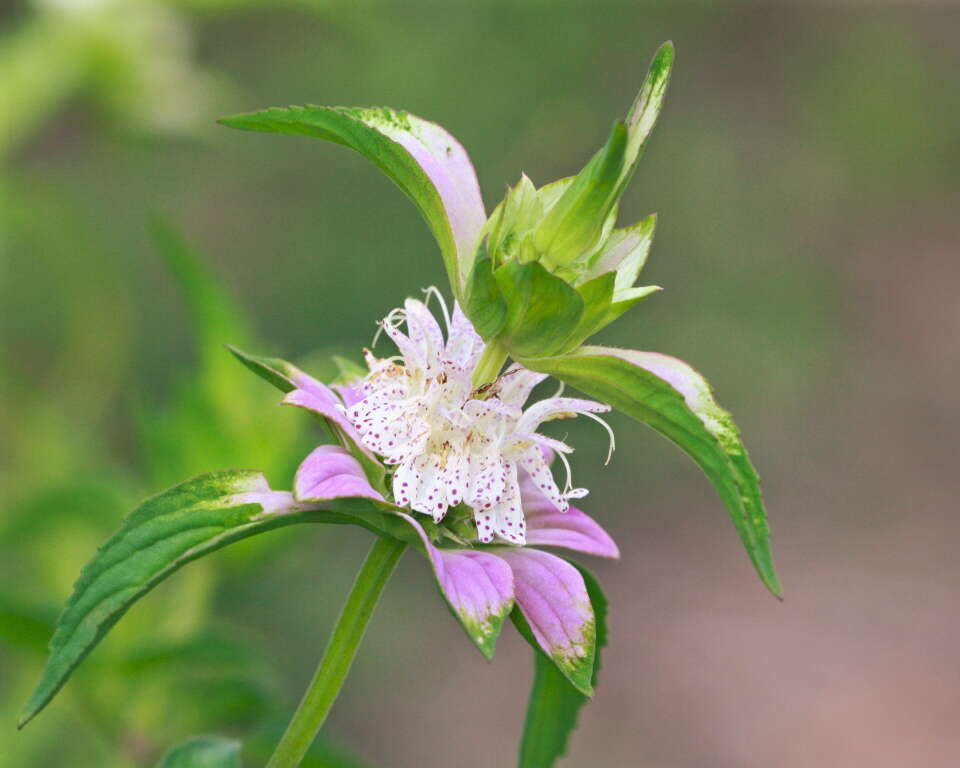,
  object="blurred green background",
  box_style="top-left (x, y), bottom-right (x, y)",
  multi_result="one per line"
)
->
top-left (2, 1), bottom-right (958, 766)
